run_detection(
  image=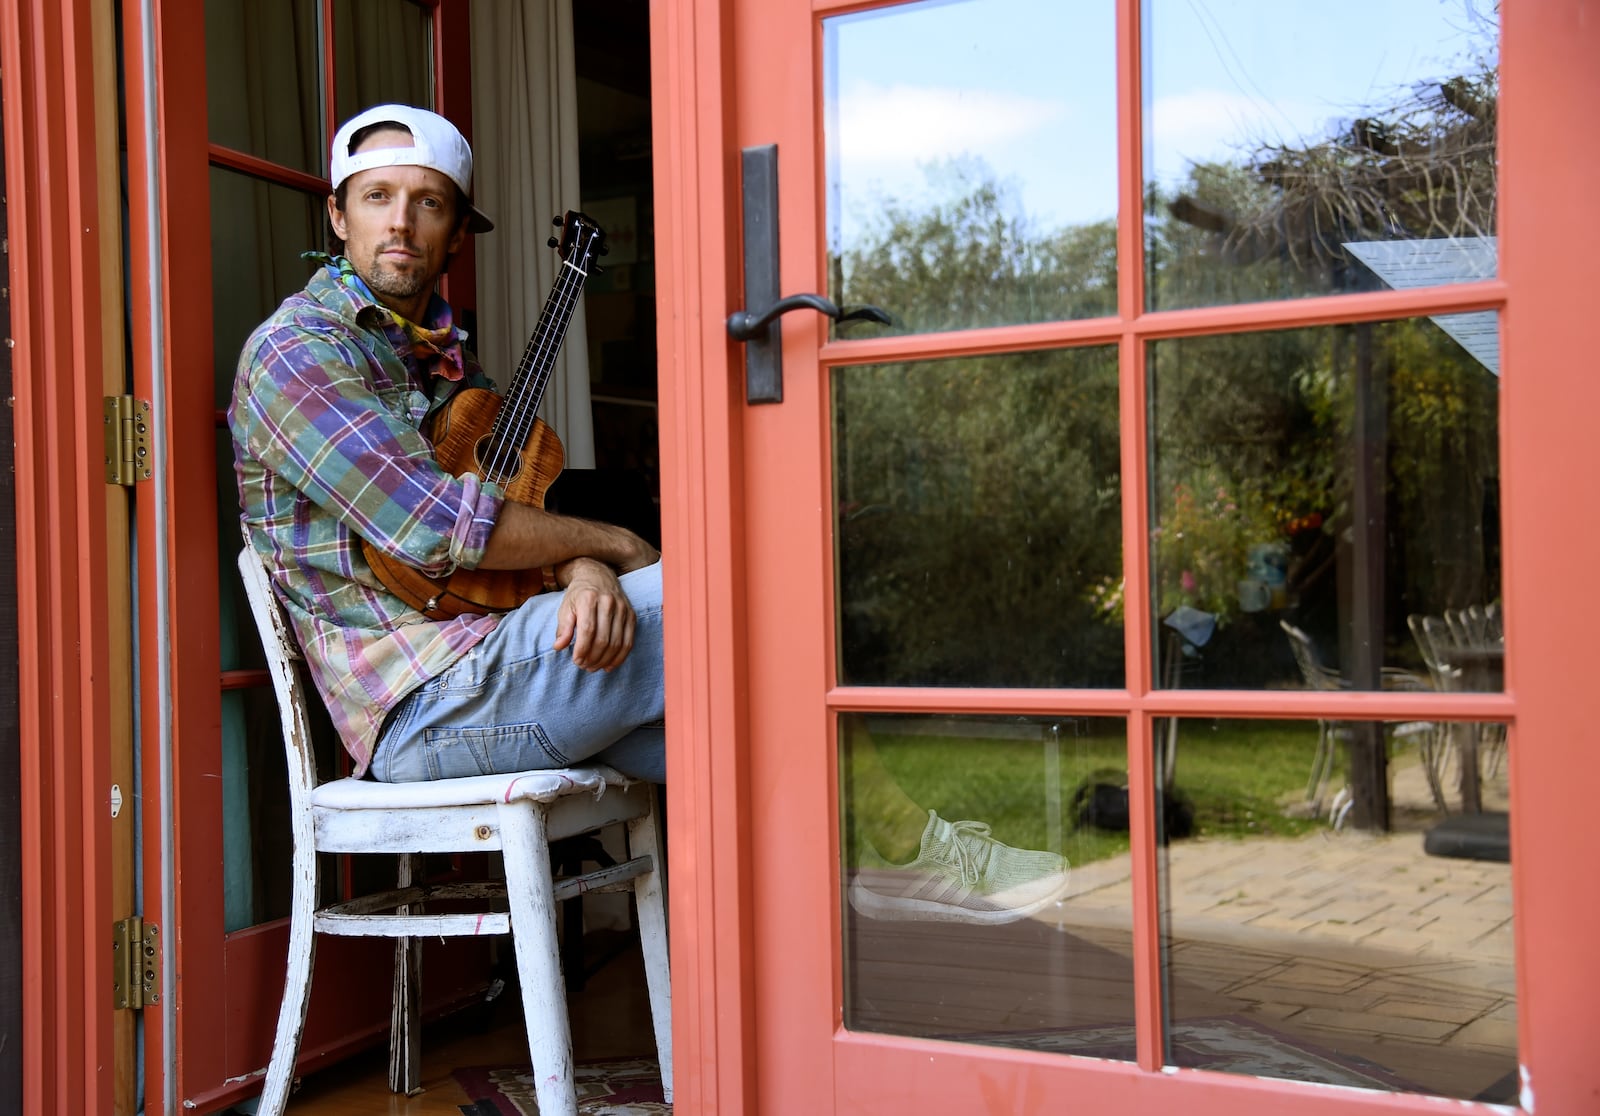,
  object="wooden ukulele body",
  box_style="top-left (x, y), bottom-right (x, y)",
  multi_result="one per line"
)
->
top-left (362, 386), bottom-right (565, 619)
